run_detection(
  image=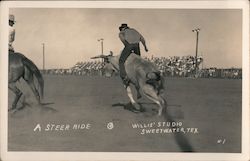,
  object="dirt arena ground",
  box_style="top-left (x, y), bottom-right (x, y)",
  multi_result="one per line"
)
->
top-left (8, 75), bottom-right (242, 152)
